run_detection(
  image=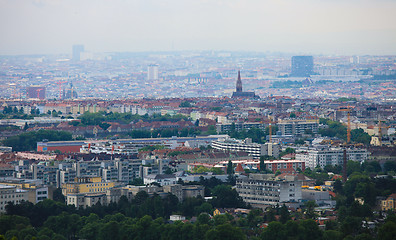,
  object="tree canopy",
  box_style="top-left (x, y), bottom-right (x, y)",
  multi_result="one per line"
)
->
top-left (2, 129), bottom-right (73, 151)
